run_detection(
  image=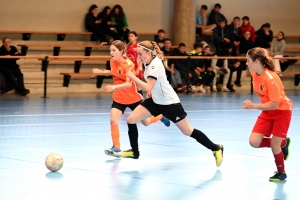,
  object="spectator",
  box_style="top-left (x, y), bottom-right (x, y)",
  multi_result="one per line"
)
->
top-left (213, 18), bottom-right (231, 52)
top-left (240, 30), bottom-right (254, 55)
top-left (196, 5), bottom-right (216, 35)
top-left (270, 31), bottom-right (286, 72)
top-left (240, 16), bottom-right (255, 43)
top-left (154, 29), bottom-right (166, 48)
top-left (255, 23), bottom-right (273, 48)
top-left (211, 47), bottom-right (231, 92)
top-left (111, 5), bottom-right (130, 43)
top-left (98, 6), bottom-right (119, 40)
top-left (160, 38), bottom-right (175, 84)
top-left (85, 4), bottom-right (108, 44)
top-left (228, 16), bottom-right (242, 55)
top-left (189, 43), bottom-right (205, 92)
top-left (208, 3), bottom-right (227, 25)
top-left (226, 43), bottom-right (243, 90)
top-left (0, 37), bottom-right (30, 96)
top-left (201, 44), bottom-right (216, 92)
